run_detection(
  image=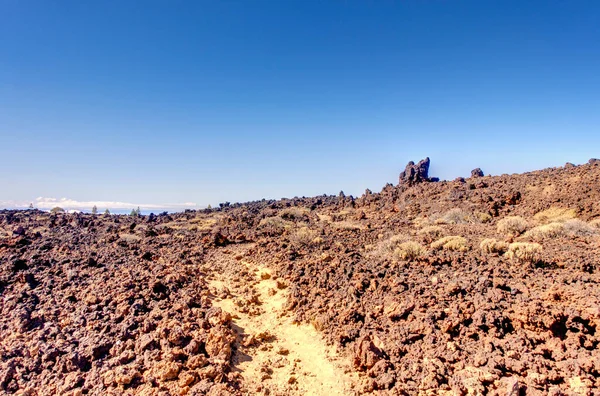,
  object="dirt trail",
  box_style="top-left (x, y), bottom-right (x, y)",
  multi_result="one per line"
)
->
top-left (209, 248), bottom-right (356, 395)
